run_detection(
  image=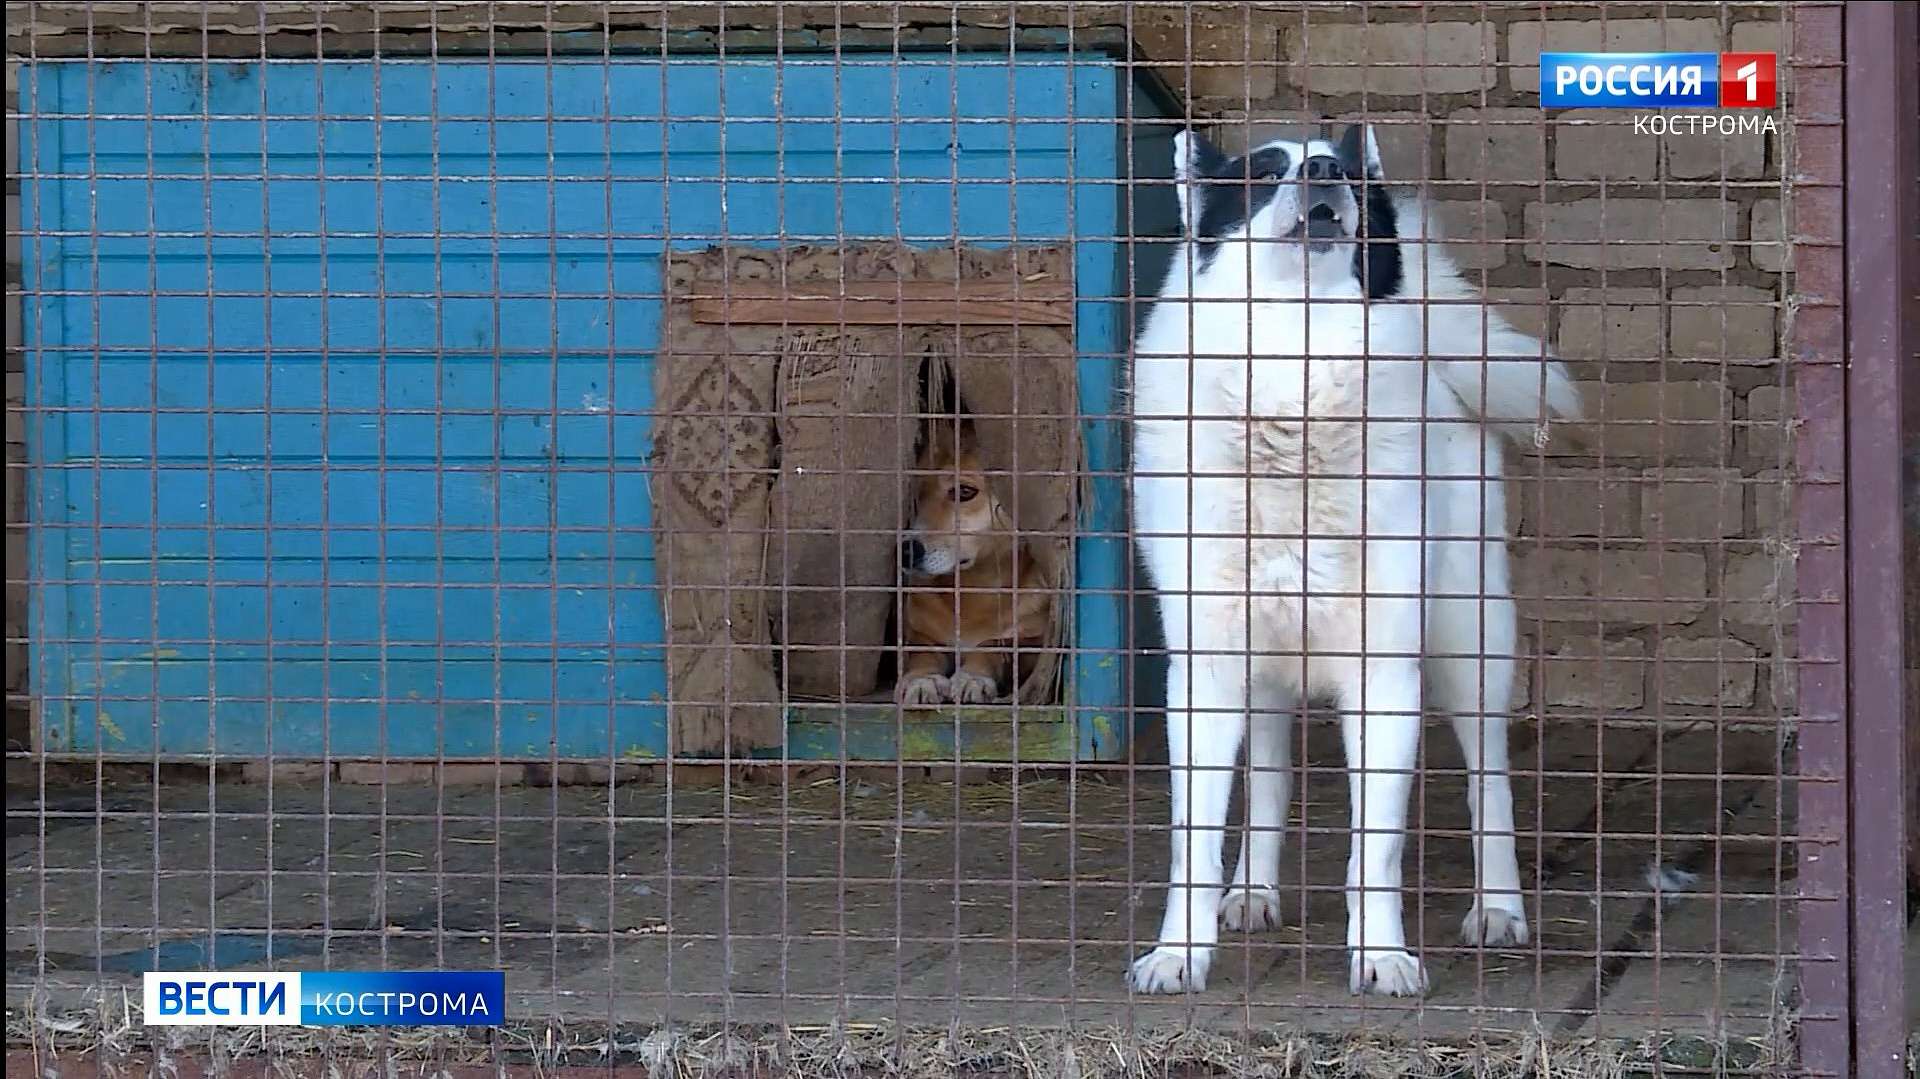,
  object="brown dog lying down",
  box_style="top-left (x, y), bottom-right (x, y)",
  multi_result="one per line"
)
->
top-left (896, 417), bottom-right (1052, 707)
